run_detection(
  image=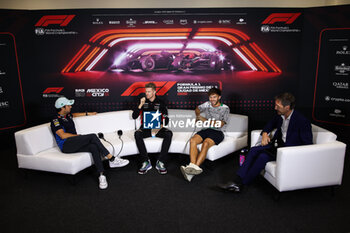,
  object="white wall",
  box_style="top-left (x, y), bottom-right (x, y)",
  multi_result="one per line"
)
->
top-left (0, 0), bottom-right (349, 9)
